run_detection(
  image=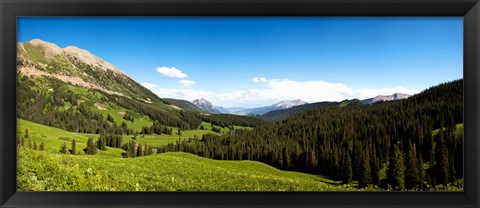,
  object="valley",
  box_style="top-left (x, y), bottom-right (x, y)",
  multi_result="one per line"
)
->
top-left (16, 39), bottom-right (464, 192)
